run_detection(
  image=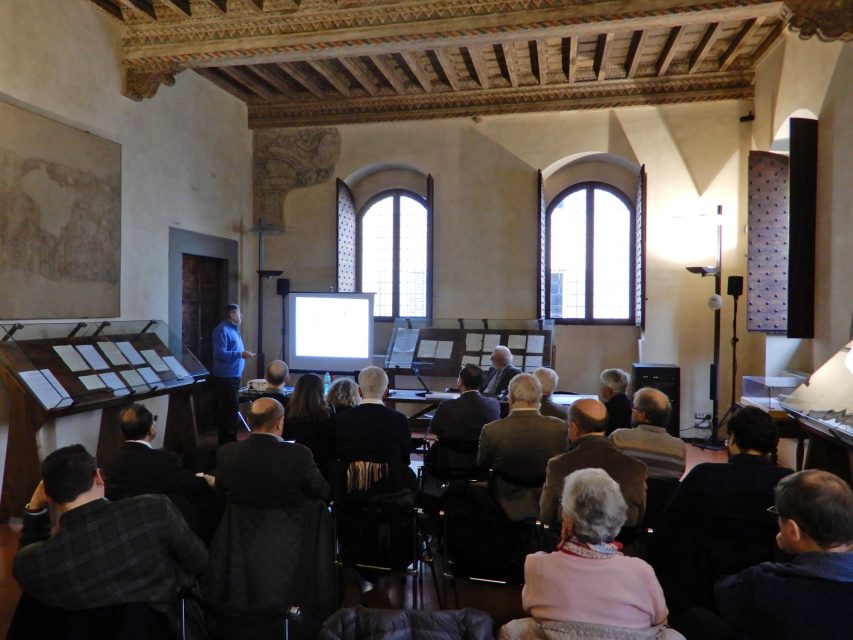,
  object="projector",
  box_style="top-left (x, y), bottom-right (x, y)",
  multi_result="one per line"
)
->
top-left (248, 379), bottom-right (268, 392)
